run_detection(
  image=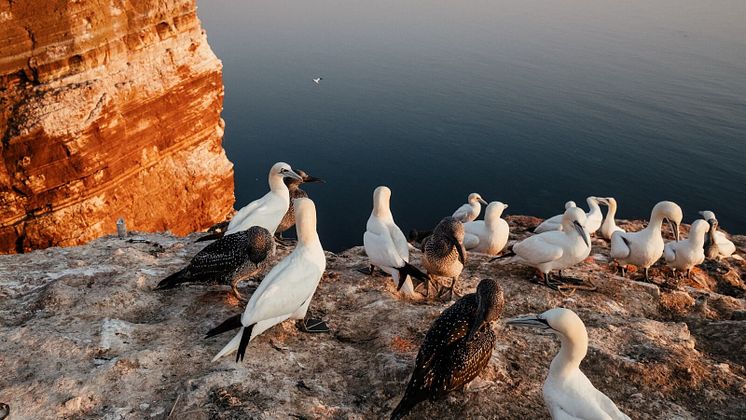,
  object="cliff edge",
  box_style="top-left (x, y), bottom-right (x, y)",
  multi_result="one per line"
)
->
top-left (0, 0), bottom-right (234, 253)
